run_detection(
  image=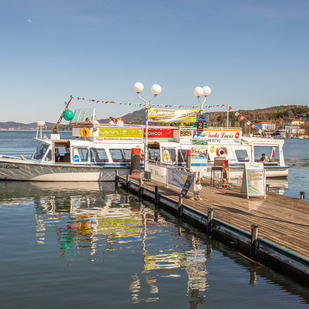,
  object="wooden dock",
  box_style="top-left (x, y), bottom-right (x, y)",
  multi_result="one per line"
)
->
top-left (117, 175), bottom-right (309, 277)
